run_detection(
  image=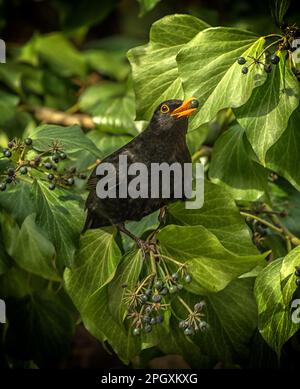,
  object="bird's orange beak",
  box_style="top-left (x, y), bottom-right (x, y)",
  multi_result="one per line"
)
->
top-left (171, 97), bottom-right (198, 118)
